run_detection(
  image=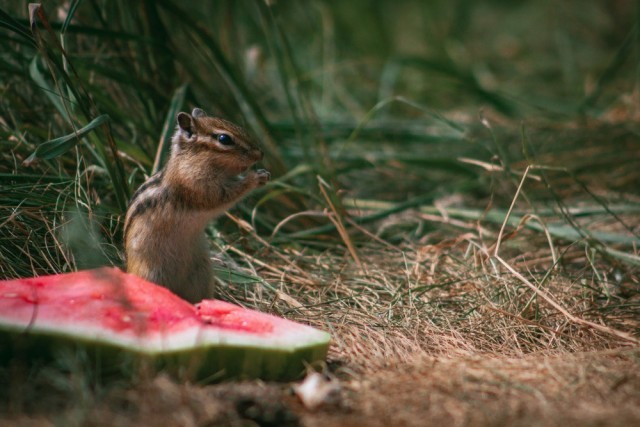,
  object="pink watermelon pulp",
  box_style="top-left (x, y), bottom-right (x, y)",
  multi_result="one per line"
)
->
top-left (0, 267), bottom-right (330, 381)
